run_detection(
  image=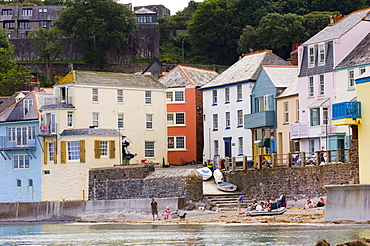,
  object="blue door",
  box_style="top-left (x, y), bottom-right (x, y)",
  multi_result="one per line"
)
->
top-left (223, 137), bottom-right (232, 158)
